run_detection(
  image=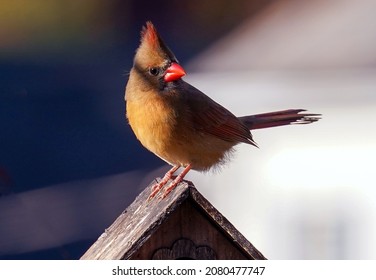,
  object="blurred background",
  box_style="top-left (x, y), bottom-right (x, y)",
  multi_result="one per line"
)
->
top-left (0, 0), bottom-right (375, 259)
